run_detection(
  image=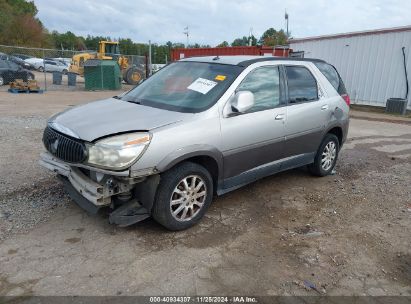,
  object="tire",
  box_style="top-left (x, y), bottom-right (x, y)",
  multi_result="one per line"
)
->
top-left (27, 73), bottom-right (34, 81)
top-left (309, 133), bottom-right (340, 177)
top-left (152, 162), bottom-right (214, 231)
top-left (125, 66), bottom-right (144, 85)
top-left (0, 75), bottom-right (3, 86)
top-left (38, 66), bottom-right (44, 72)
